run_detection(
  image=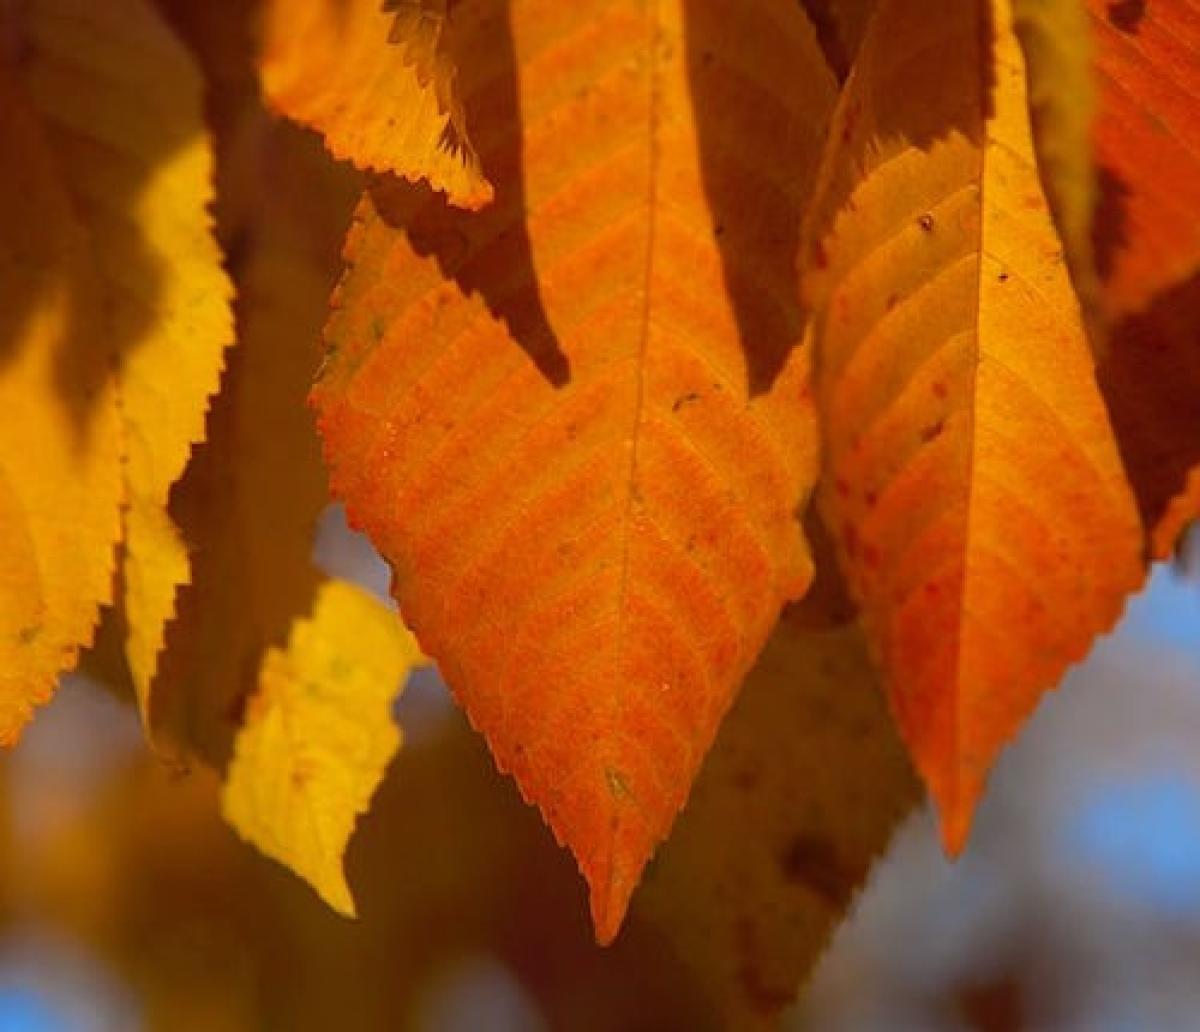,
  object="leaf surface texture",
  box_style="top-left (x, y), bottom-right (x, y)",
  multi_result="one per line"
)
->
top-left (314, 0), bottom-right (836, 941)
